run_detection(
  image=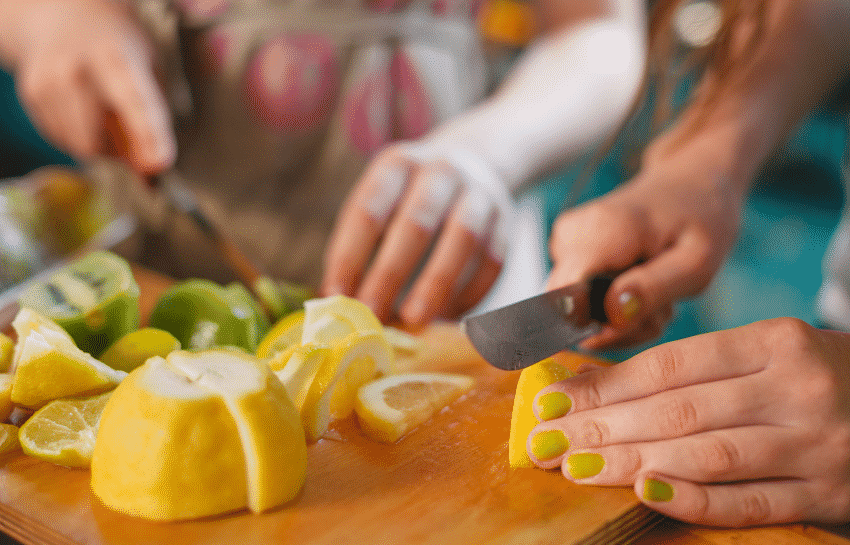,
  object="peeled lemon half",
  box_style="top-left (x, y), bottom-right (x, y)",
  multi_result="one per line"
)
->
top-left (354, 372), bottom-right (475, 443)
top-left (91, 350), bottom-right (307, 521)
